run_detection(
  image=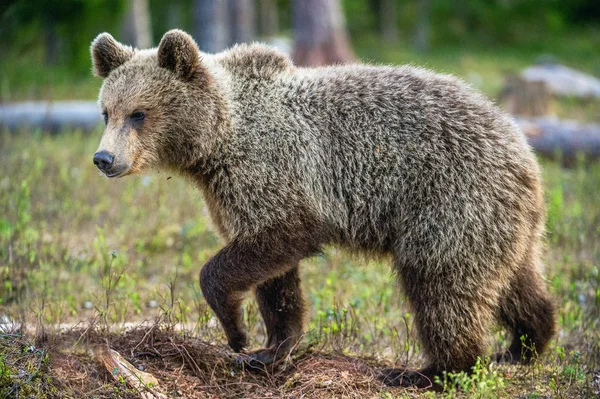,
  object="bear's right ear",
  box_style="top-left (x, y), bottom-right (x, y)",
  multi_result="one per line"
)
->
top-left (91, 33), bottom-right (134, 78)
